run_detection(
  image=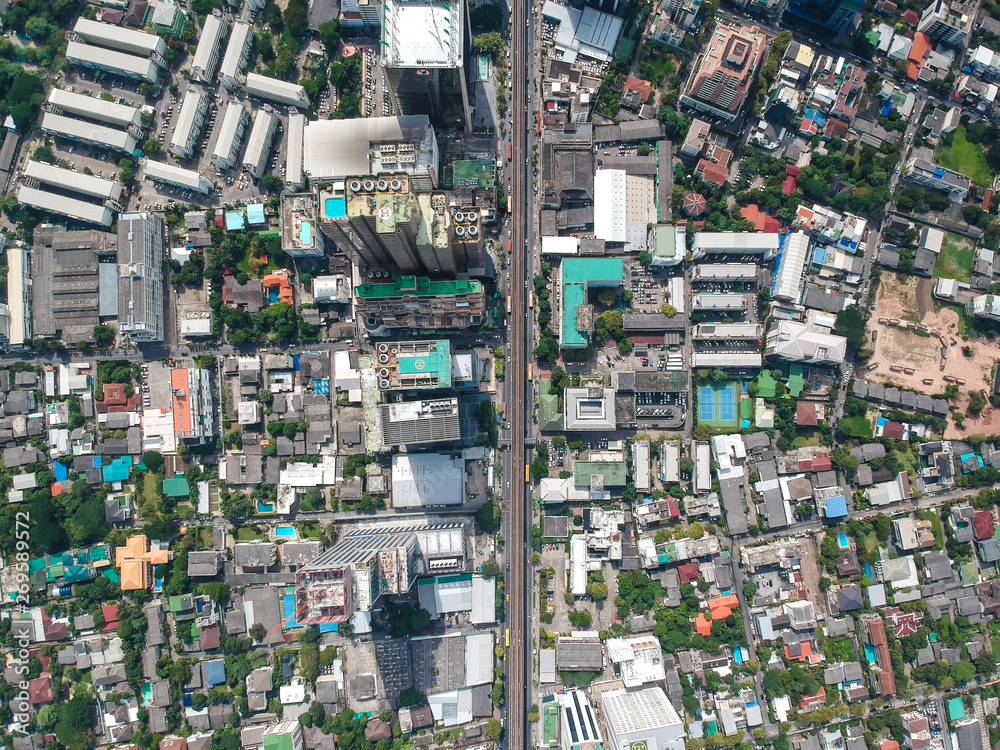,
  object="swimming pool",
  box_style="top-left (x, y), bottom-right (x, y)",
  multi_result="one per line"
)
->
top-left (324, 197), bottom-right (346, 218)
top-left (838, 532), bottom-right (849, 549)
top-left (257, 500), bottom-right (275, 514)
top-left (276, 526), bottom-right (298, 540)
top-left (299, 220), bottom-right (312, 246)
